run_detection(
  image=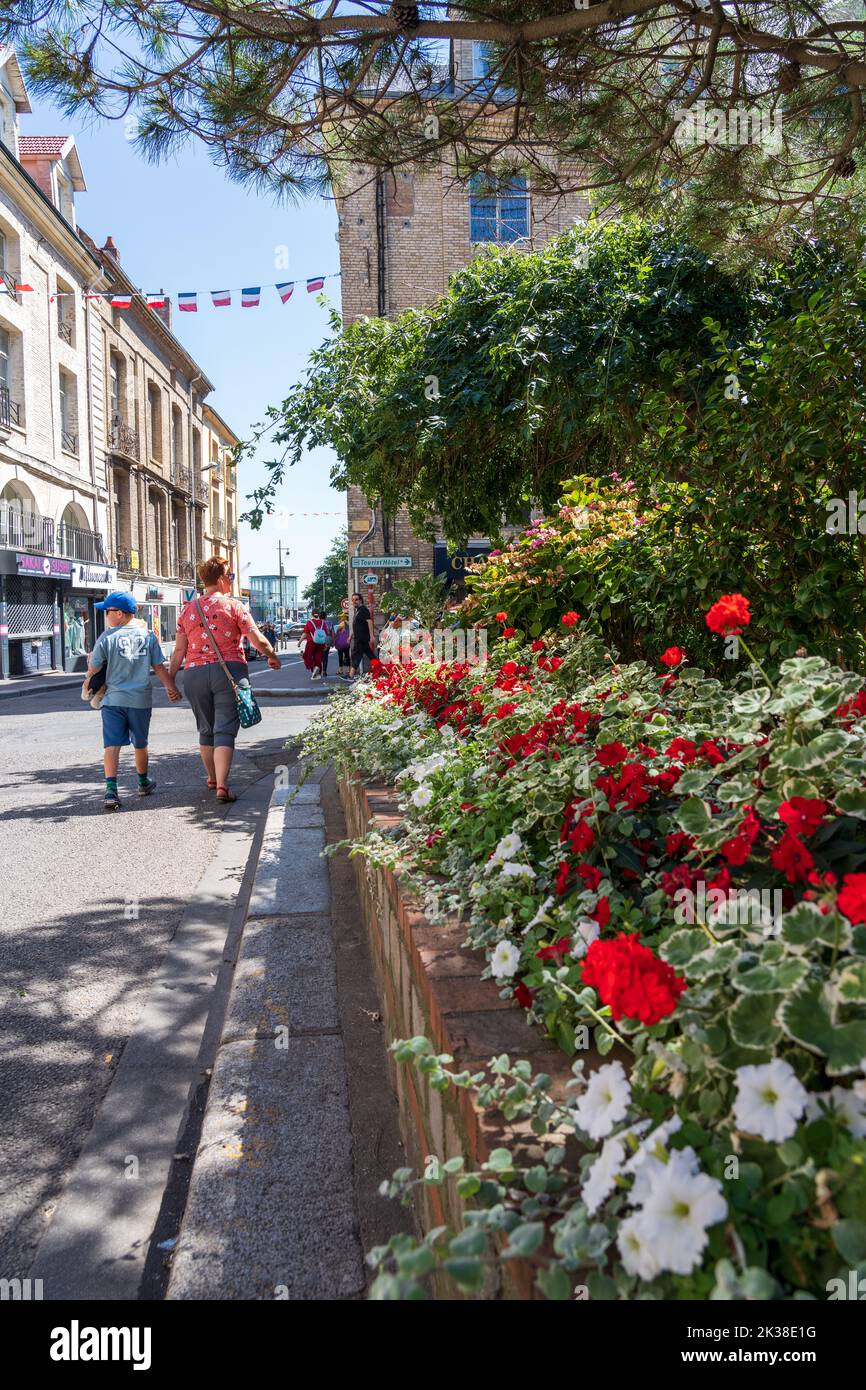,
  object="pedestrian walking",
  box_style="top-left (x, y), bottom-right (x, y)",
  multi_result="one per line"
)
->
top-left (350, 592), bottom-right (376, 677)
top-left (302, 609), bottom-right (330, 681)
top-left (333, 611), bottom-right (352, 678)
top-left (168, 556), bottom-right (280, 802)
top-left (83, 590), bottom-right (181, 812)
